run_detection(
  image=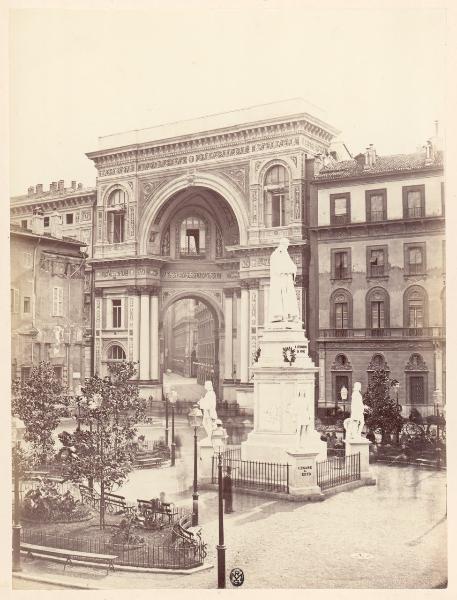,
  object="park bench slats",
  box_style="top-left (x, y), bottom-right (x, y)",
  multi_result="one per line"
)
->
top-left (21, 542), bottom-right (117, 573)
